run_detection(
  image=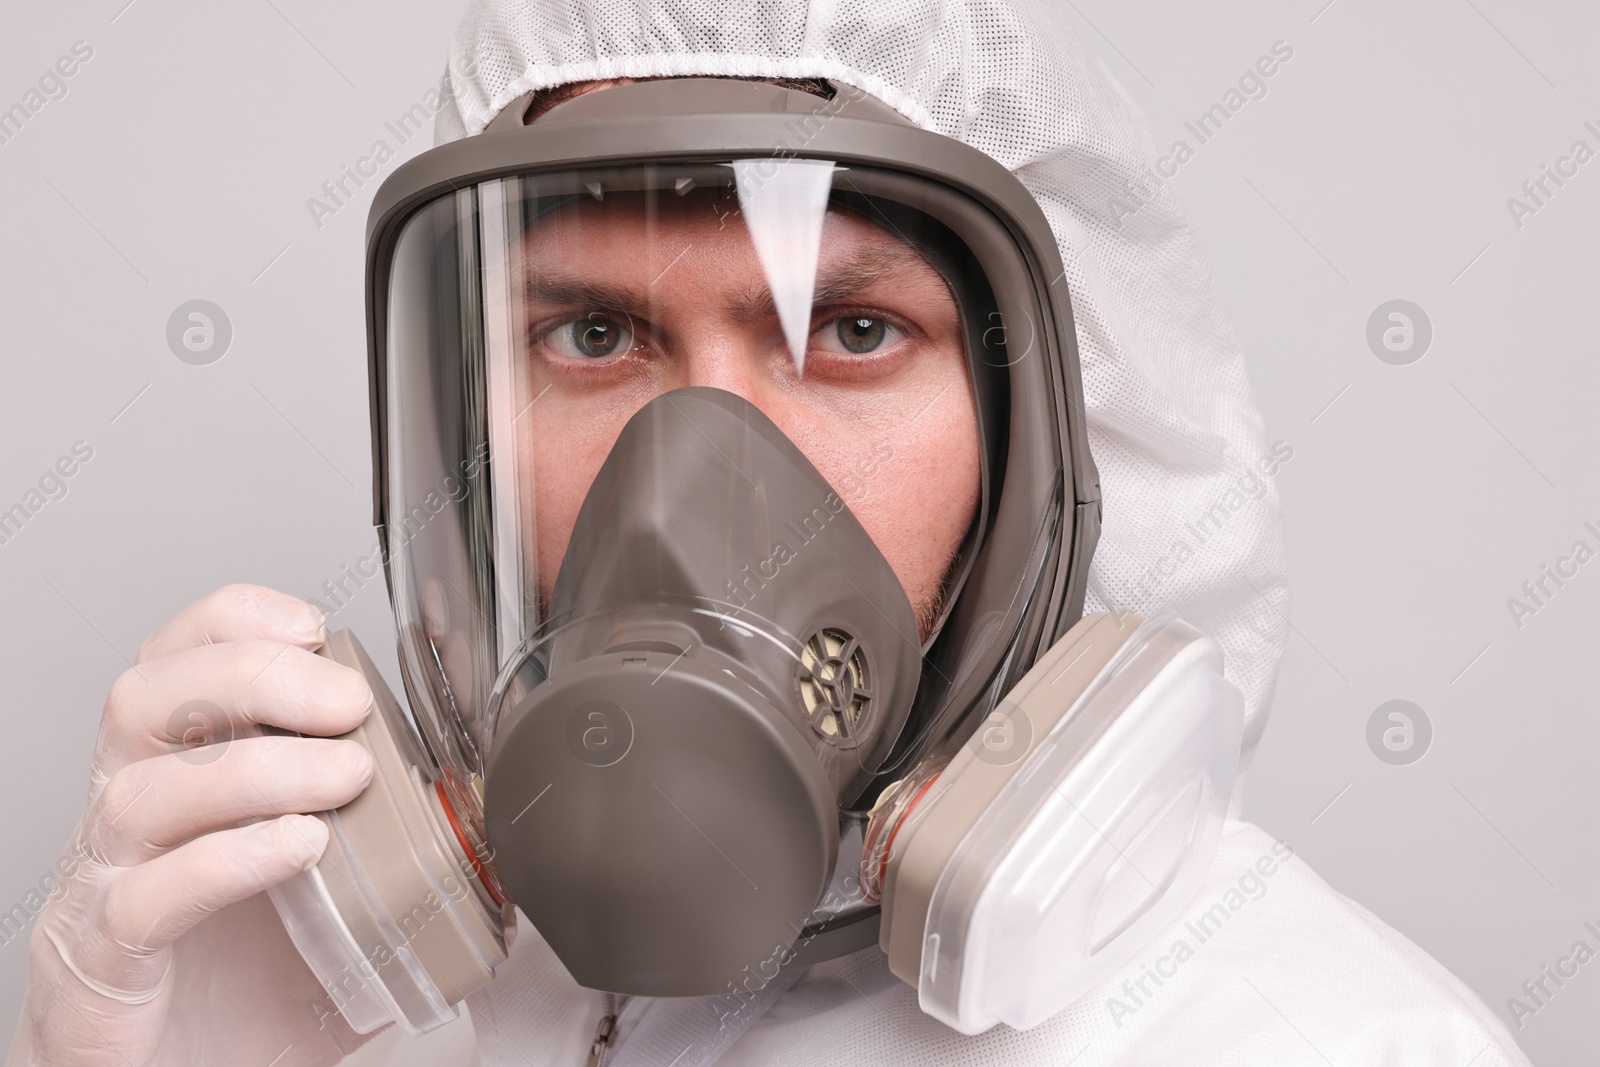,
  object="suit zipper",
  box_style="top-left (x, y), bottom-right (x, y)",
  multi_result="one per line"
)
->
top-left (584, 1011), bottom-right (618, 1067)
